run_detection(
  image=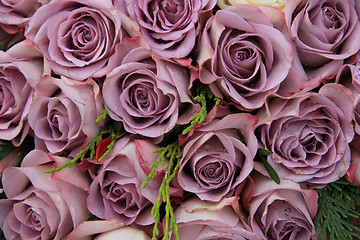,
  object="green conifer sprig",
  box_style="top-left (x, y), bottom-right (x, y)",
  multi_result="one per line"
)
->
top-left (182, 82), bottom-right (221, 135)
top-left (45, 120), bottom-right (125, 173)
top-left (314, 179), bottom-right (360, 240)
top-left (142, 142), bottom-right (181, 240)
top-left (143, 83), bottom-right (220, 239)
